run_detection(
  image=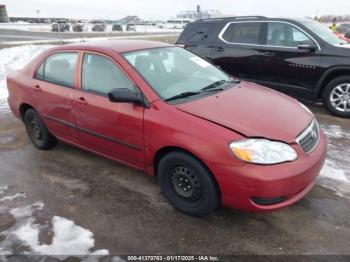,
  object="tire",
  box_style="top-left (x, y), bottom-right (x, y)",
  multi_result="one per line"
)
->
top-left (157, 152), bottom-right (220, 216)
top-left (23, 109), bottom-right (56, 150)
top-left (323, 76), bottom-right (350, 118)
